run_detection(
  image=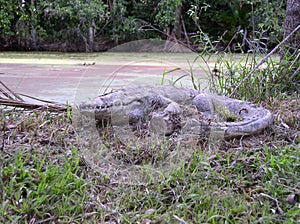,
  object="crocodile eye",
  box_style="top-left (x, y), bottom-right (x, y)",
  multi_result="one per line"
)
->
top-left (96, 105), bottom-right (100, 109)
top-left (239, 107), bottom-right (248, 115)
